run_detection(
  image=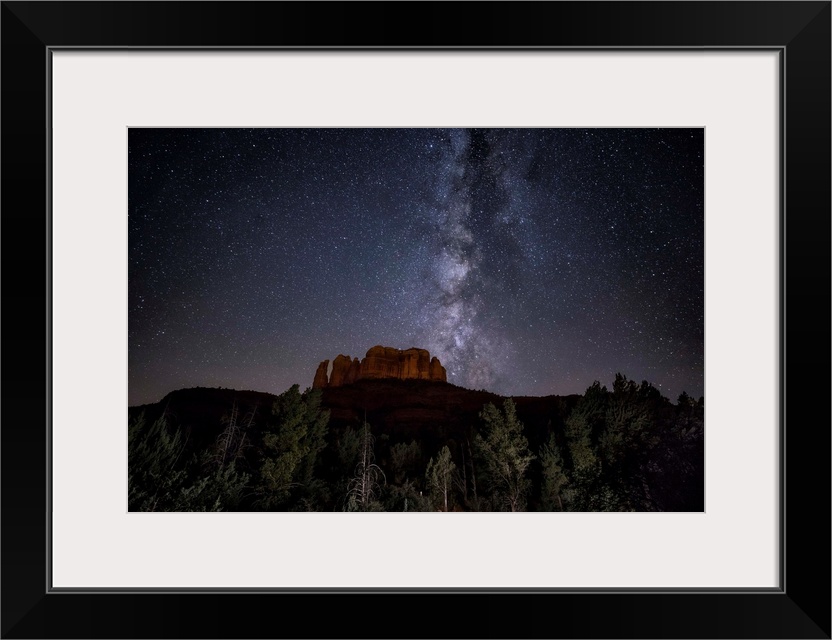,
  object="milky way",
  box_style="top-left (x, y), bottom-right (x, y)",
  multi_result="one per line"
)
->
top-left (129, 128), bottom-right (703, 405)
